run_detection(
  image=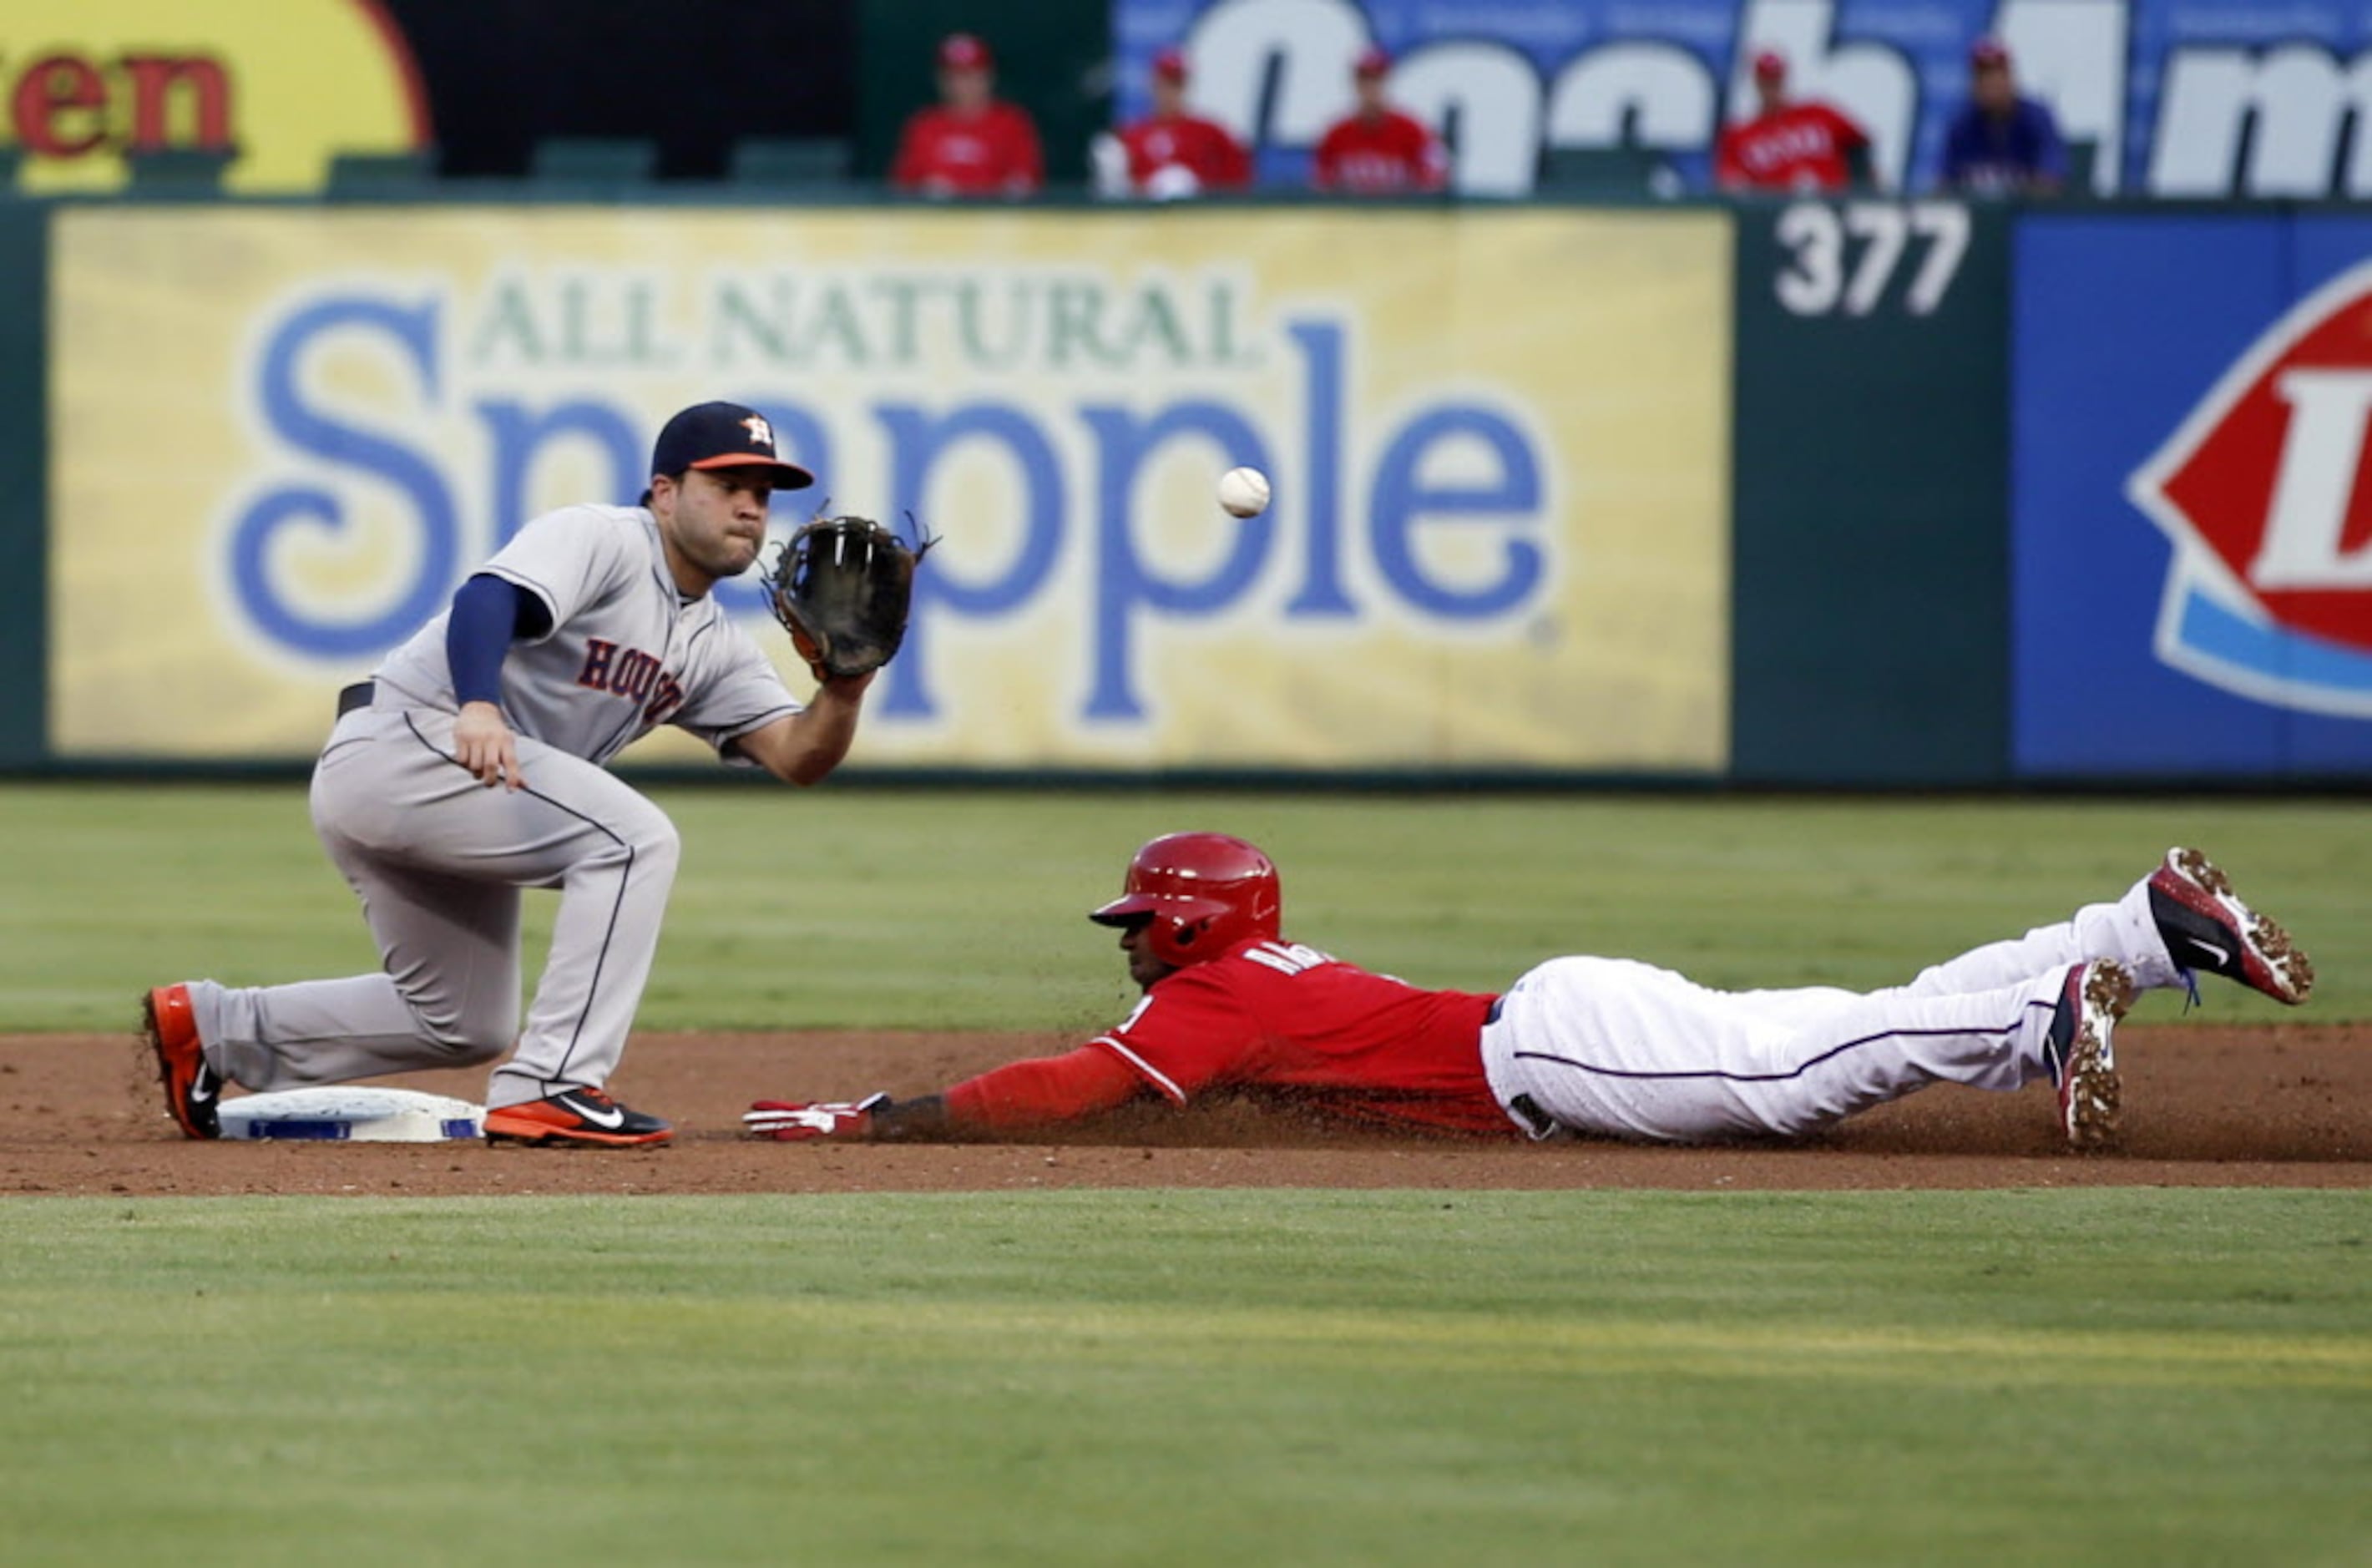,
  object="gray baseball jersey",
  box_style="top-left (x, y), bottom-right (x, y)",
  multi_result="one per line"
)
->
top-left (184, 503), bottom-right (804, 1113)
top-left (373, 503), bottom-right (801, 762)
